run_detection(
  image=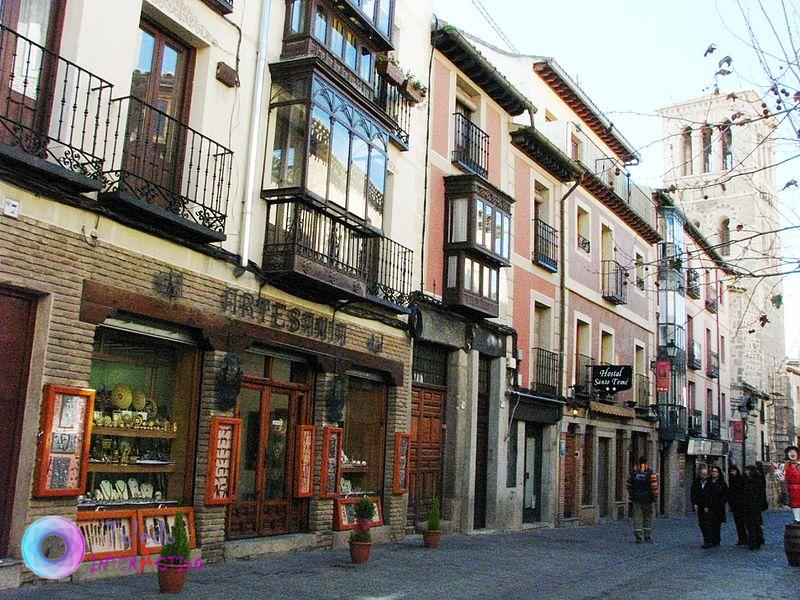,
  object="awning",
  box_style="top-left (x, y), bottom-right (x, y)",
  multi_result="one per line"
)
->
top-left (589, 401), bottom-right (636, 419)
top-left (508, 389), bottom-right (564, 424)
